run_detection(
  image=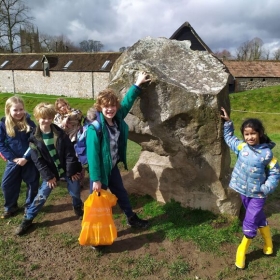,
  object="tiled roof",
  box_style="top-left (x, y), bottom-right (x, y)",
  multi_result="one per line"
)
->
top-left (223, 60), bottom-right (280, 78)
top-left (0, 52), bottom-right (122, 72)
